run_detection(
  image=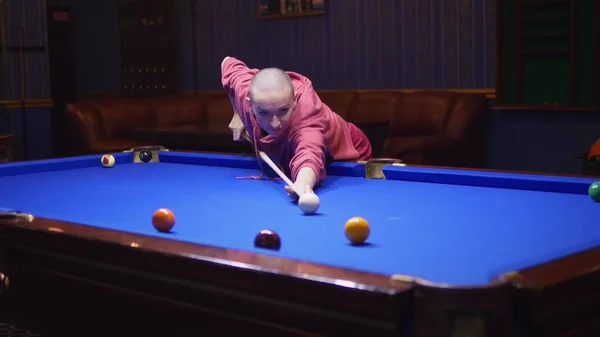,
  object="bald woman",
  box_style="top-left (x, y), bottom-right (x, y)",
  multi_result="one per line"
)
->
top-left (221, 57), bottom-right (372, 197)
